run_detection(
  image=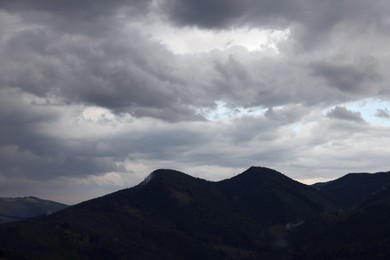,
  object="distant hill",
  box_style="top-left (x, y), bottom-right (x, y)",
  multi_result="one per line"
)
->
top-left (1, 167), bottom-right (390, 259)
top-left (312, 171), bottom-right (390, 208)
top-left (0, 196), bottom-right (68, 223)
